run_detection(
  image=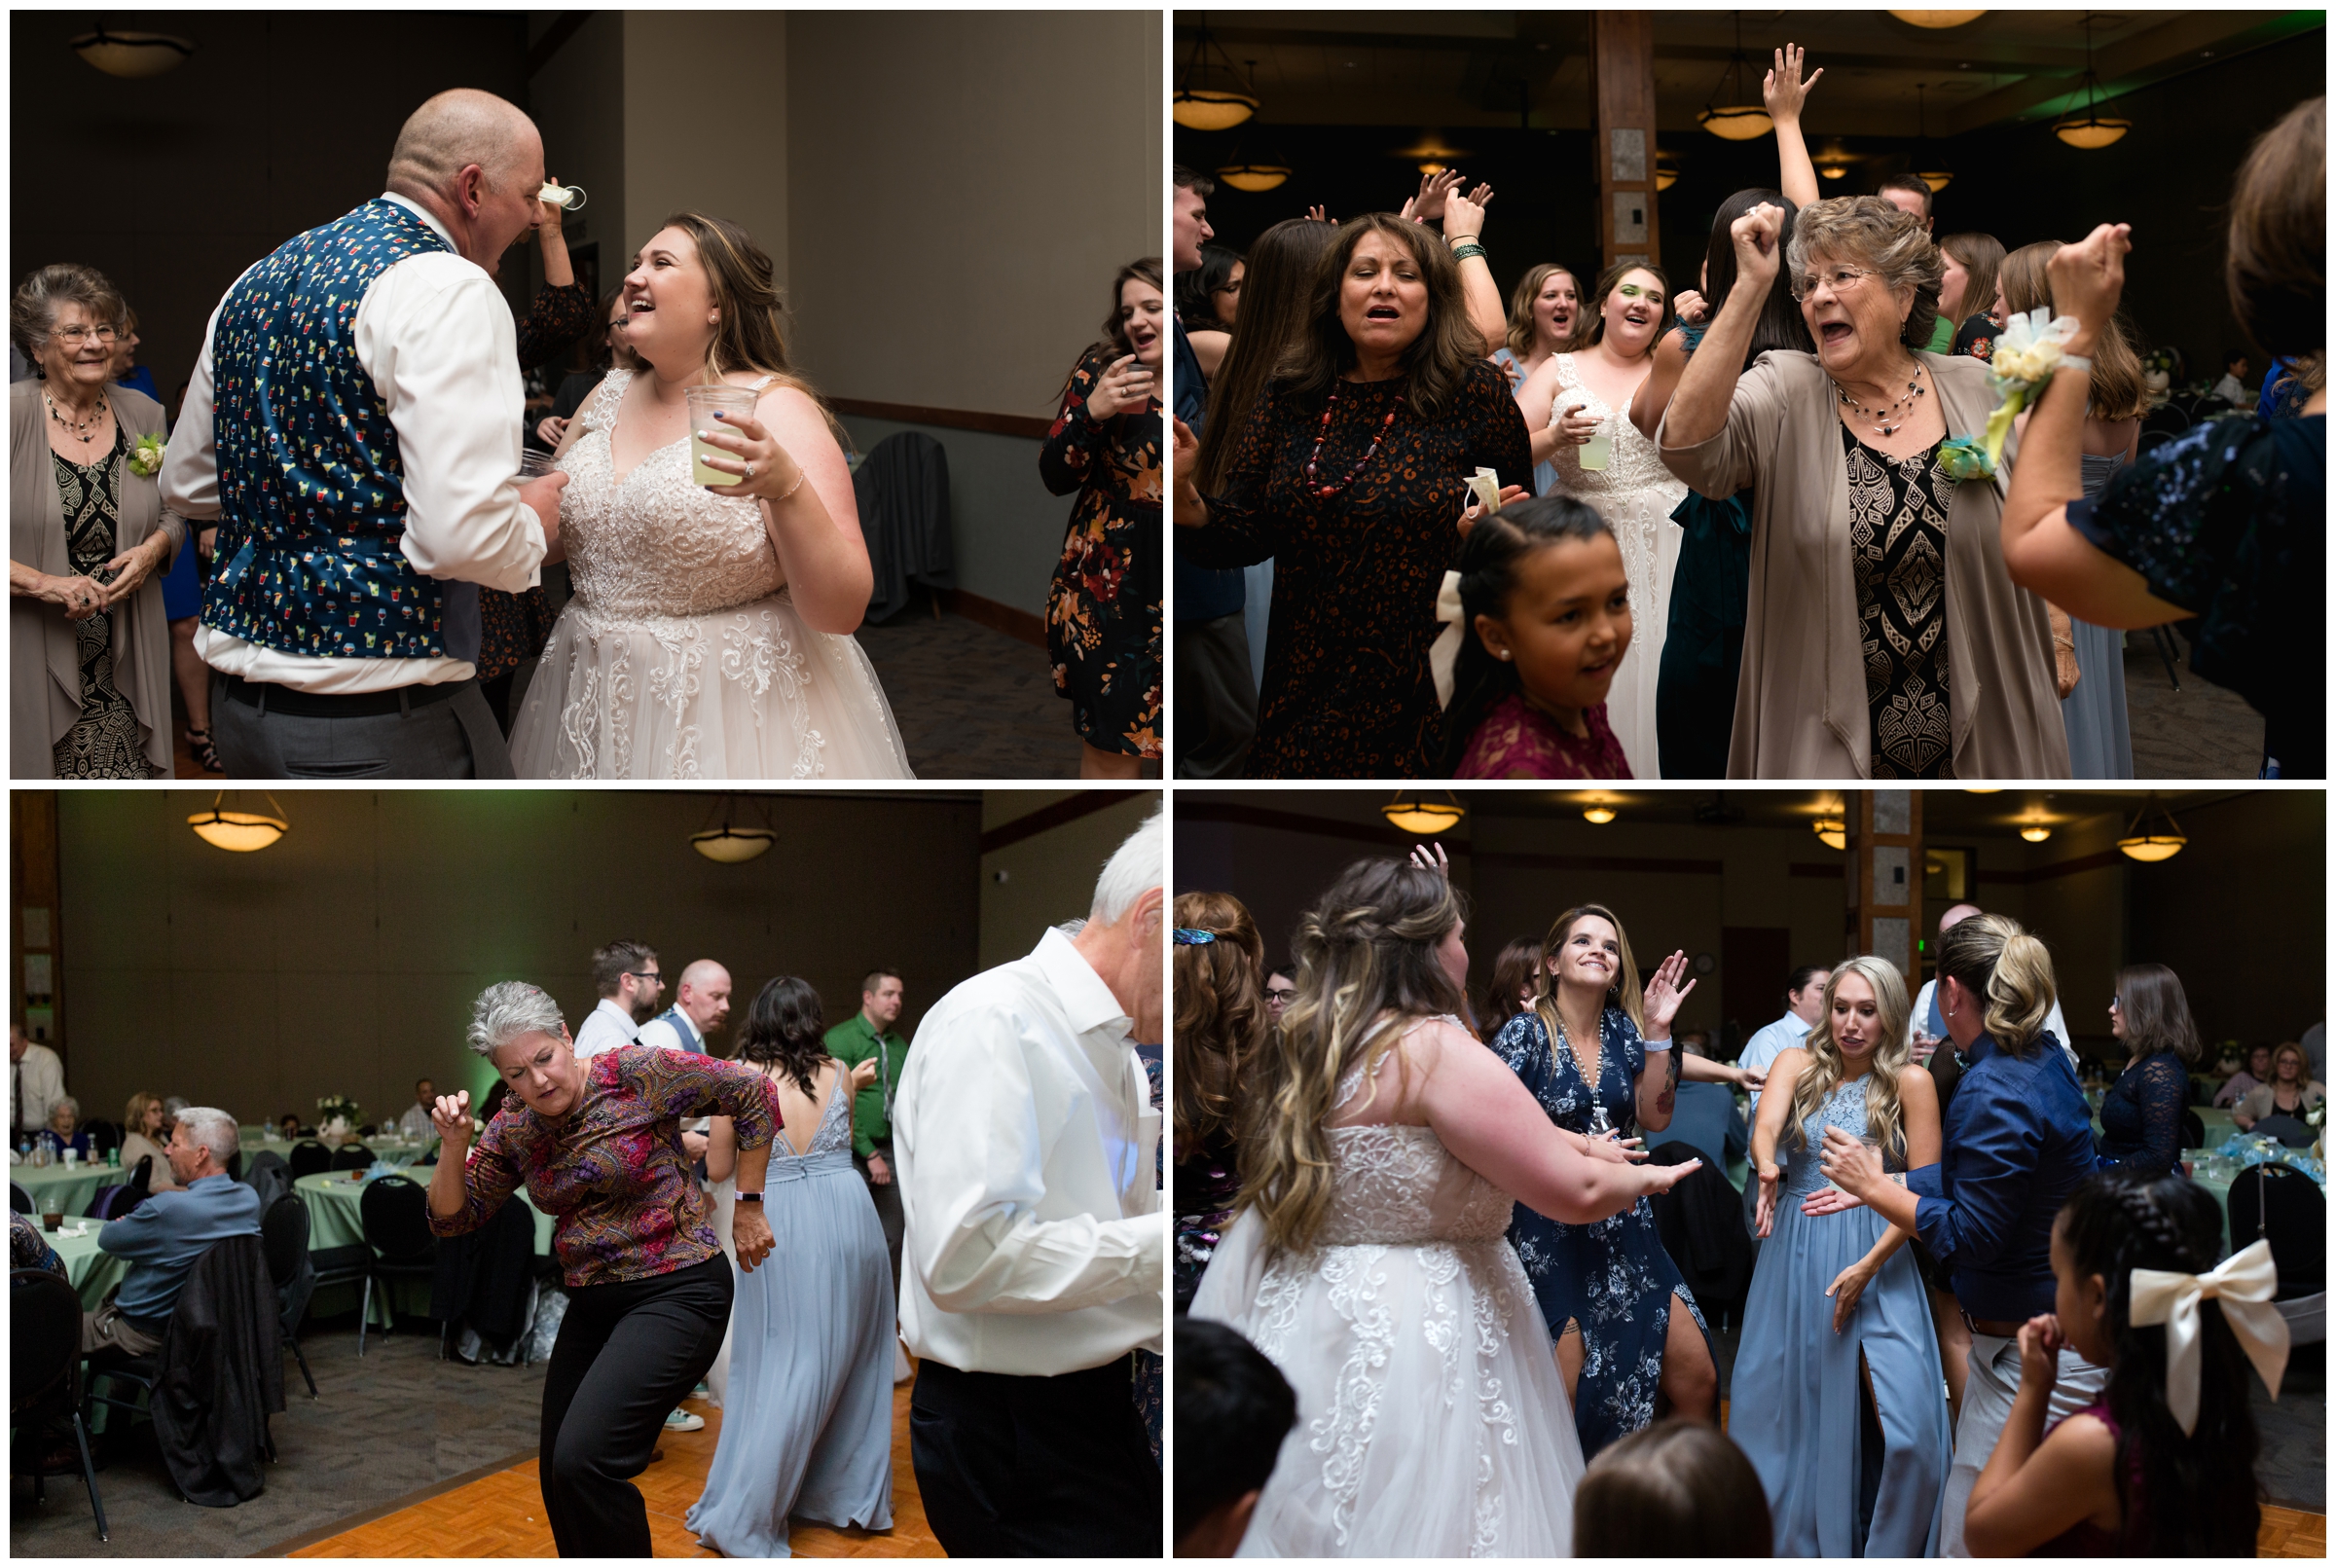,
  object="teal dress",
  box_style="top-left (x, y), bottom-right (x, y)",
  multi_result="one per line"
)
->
top-left (1655, 487), bottom-right (1751, 779)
